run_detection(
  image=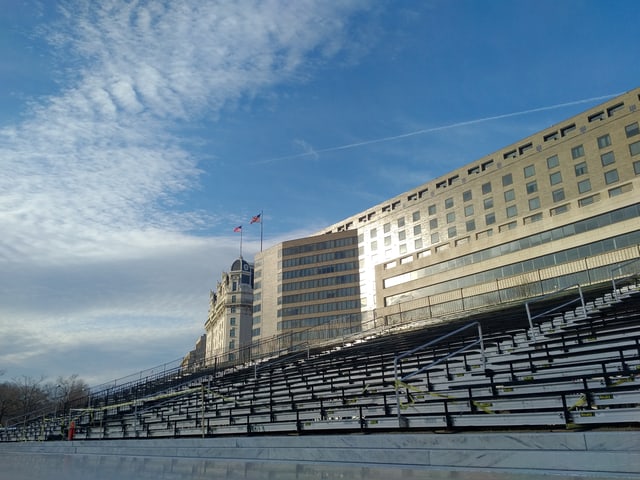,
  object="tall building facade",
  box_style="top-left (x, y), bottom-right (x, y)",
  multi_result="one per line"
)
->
top-left (204, 257), bottom-right (254, 362)
top-left (253, 230), bottom-right (361, 348)
top-left (315, 87), bottom-right (640, 326)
